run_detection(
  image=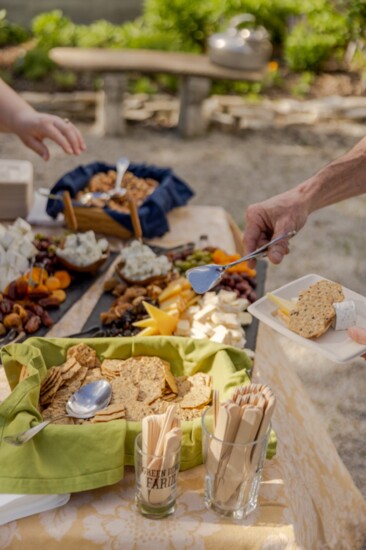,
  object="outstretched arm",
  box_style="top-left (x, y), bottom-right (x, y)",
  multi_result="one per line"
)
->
top-left (244, 136), bottom-right (366, 264)
top-left (0, 79), bottom-right (86, 160)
